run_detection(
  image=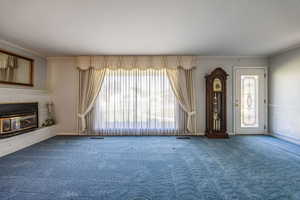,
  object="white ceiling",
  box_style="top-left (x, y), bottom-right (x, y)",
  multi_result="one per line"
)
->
top-left (0, 0), bottom-right (300, 57)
